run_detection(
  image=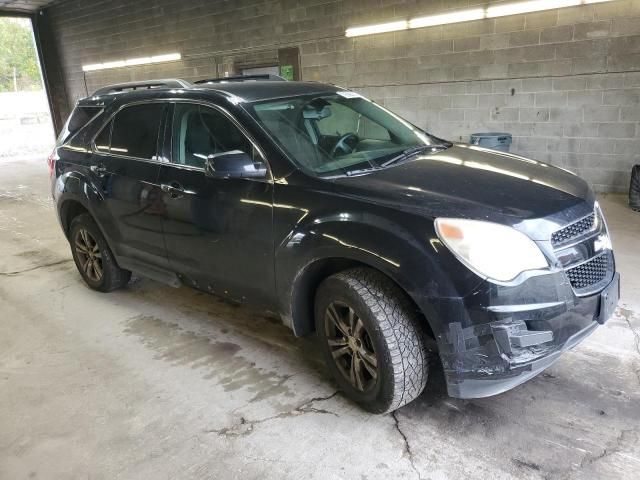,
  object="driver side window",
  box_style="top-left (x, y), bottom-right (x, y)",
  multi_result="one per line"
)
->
top-left (172, 103), bottom-right (254, 169)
